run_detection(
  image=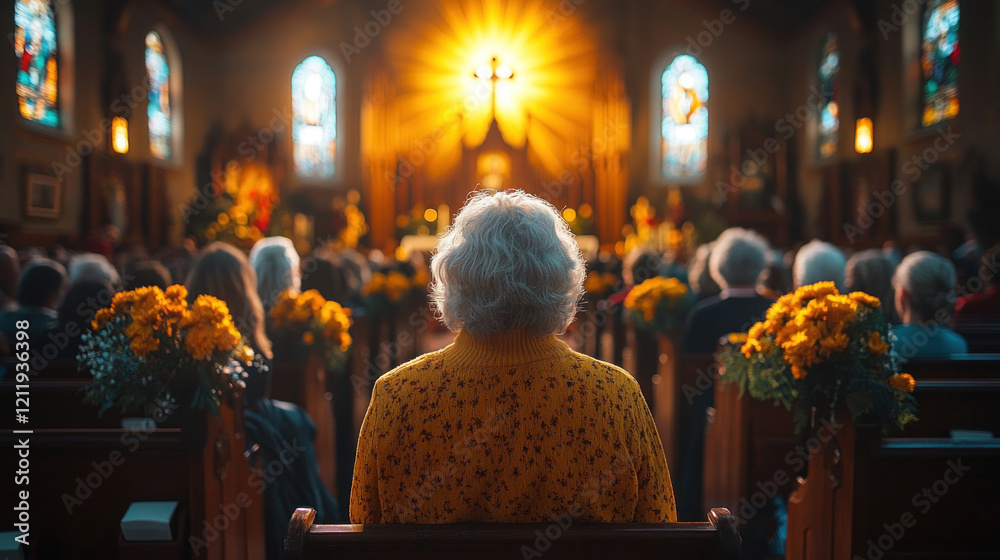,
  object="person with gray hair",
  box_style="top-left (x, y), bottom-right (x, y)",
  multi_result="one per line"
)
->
top-left (67, 253), bottom-right (122, 291)
top-left (890, 251), bottom-right (967, 358)
top-left (249, 236), bottom-right (301, 312)
top-left (677, 227), bottom-right (773, 520)
top-left (351, 190), bottom-right (676, 524)
top-left (846, 249), bottom-right (899, 323)
top-left (793, 240), bottom-right (847, 291)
